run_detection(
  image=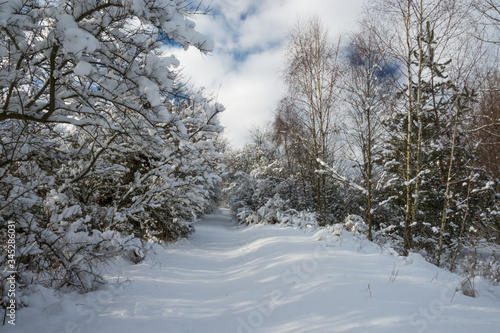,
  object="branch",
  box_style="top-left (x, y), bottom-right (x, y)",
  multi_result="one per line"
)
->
top-left (69, 133), bottom-right (119, 184)
top-left (317, 158), bottom-right (367, 194)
